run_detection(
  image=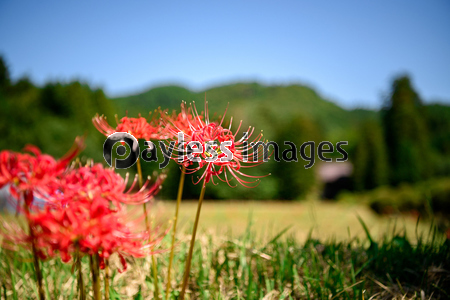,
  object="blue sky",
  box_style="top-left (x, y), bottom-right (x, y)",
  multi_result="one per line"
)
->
top-left (0, 0), bottom-right (449, 109)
